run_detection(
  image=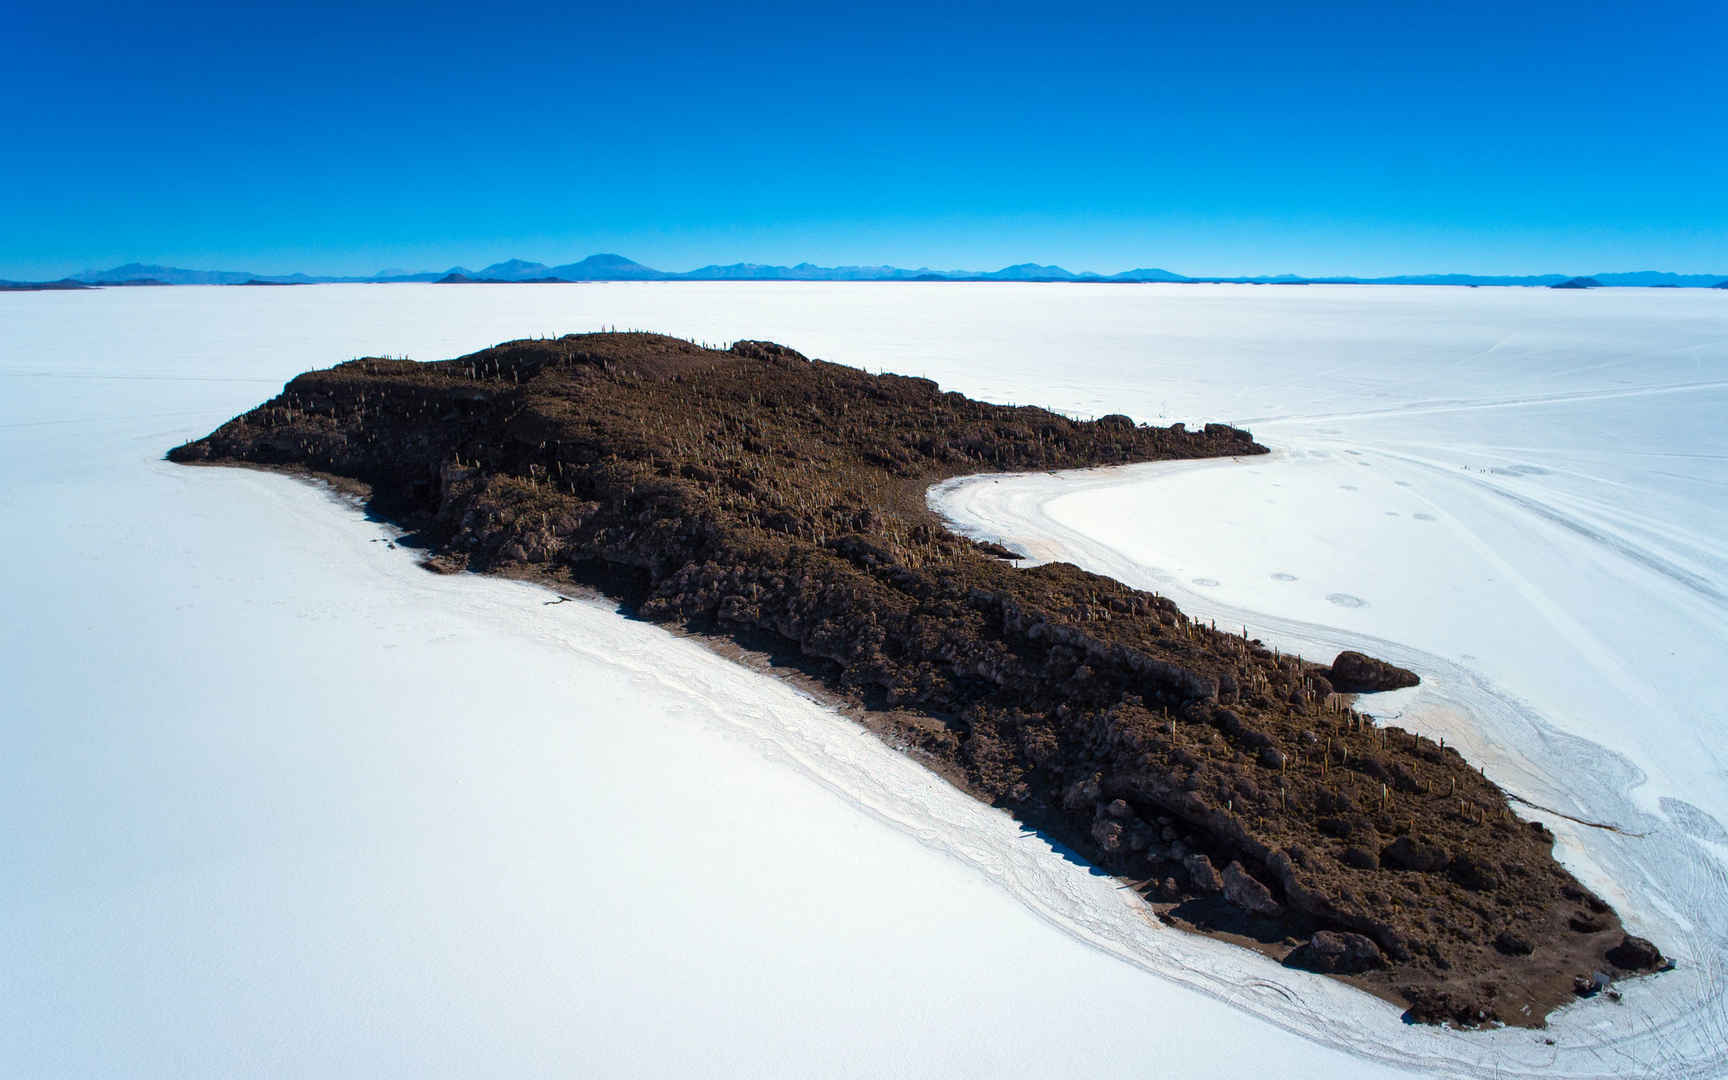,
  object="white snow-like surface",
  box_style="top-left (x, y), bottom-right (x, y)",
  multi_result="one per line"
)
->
top-left (3, 282), bottom-right (1724, 1077)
